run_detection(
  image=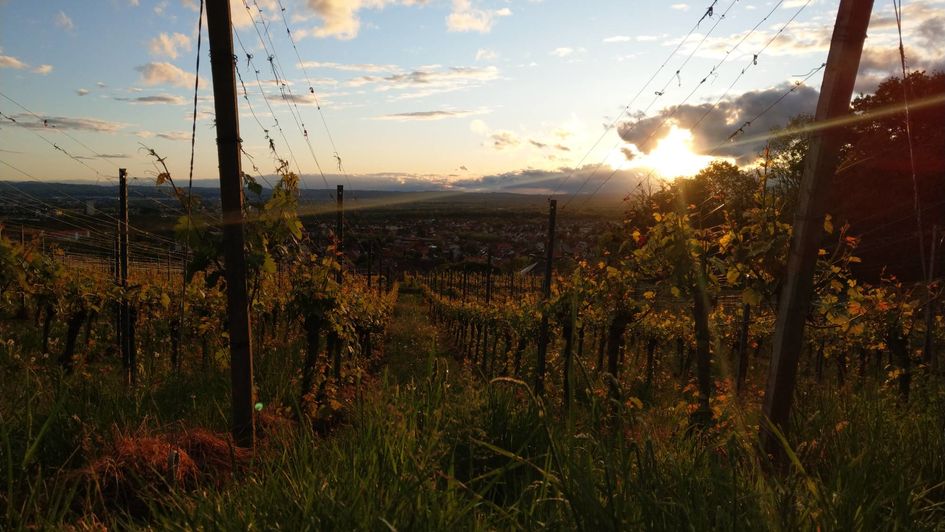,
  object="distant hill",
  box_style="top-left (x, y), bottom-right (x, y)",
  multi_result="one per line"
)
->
top-left (0, 180), bottom-right (625, 216)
